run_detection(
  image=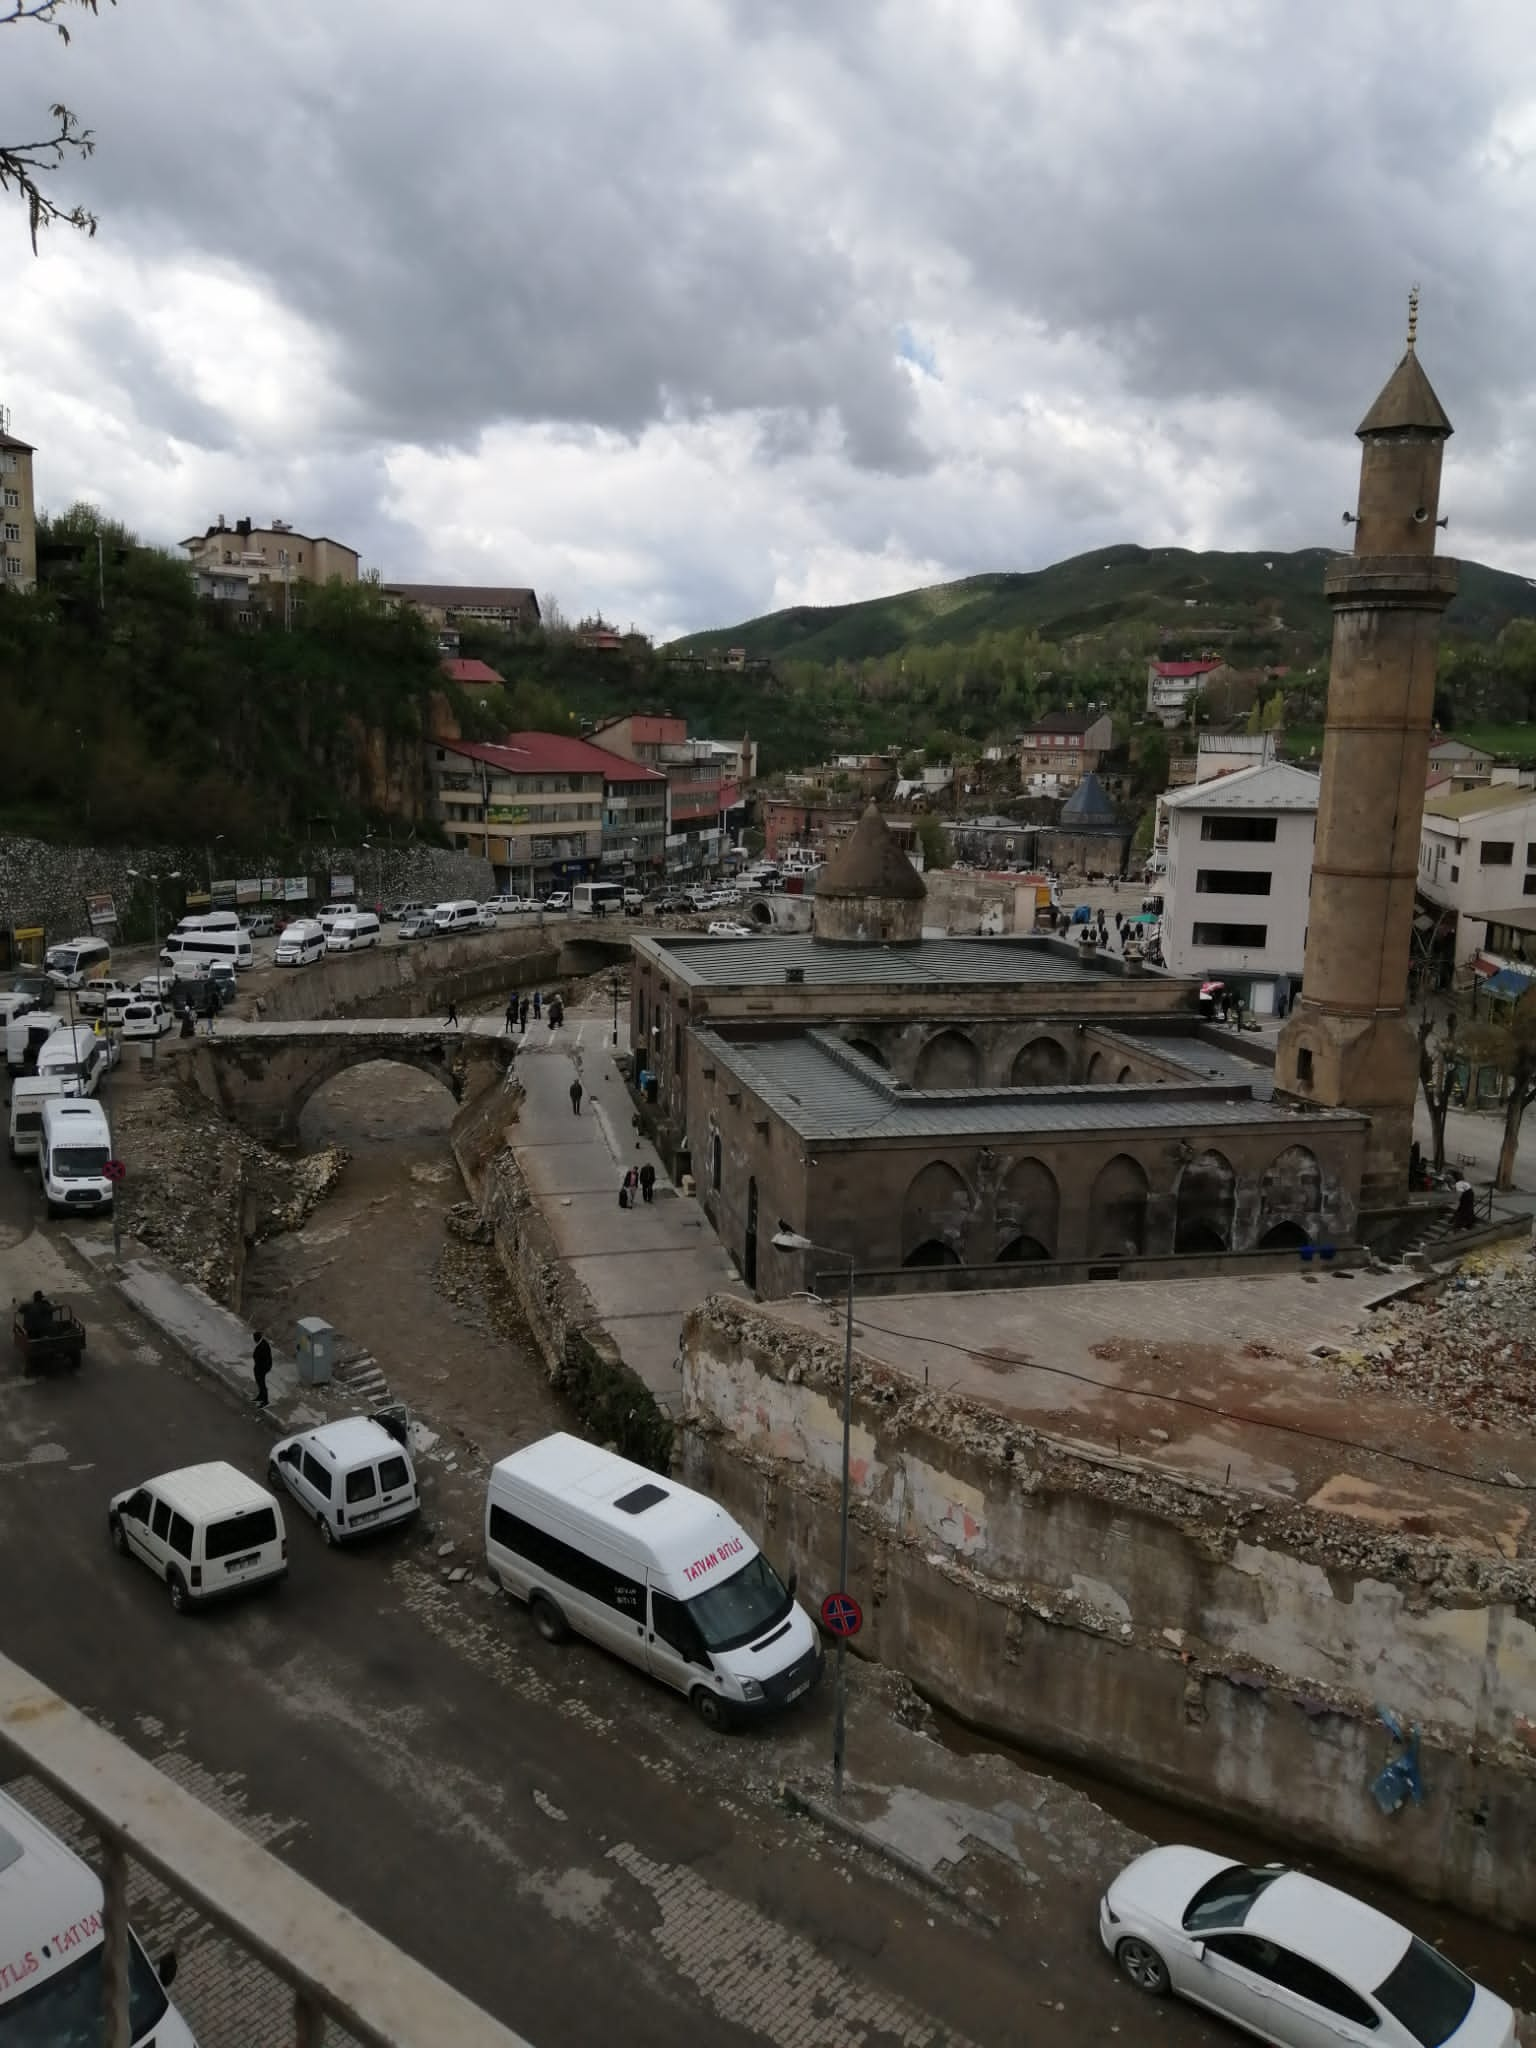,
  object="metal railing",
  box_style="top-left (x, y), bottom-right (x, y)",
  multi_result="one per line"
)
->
top-left (0, 1655), bottom-right (535, 2048)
